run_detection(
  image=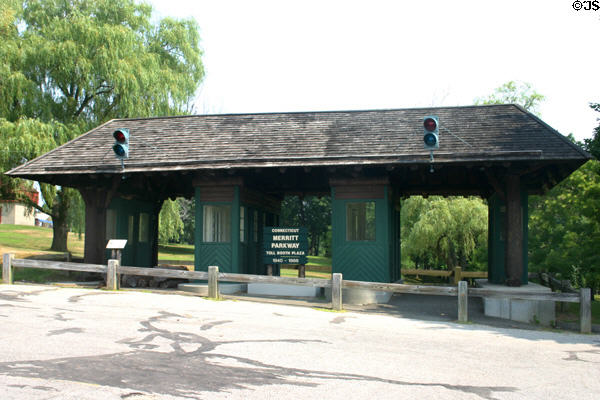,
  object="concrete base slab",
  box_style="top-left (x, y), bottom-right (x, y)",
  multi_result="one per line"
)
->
top-left (475, 279), bottom-right (555, 326)
top-left (325, 287), bottom-right (392, 305)
top-left (177, 283), bottom-right (246, 296)
top-left (247, 283), bottom-right (321, 297)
